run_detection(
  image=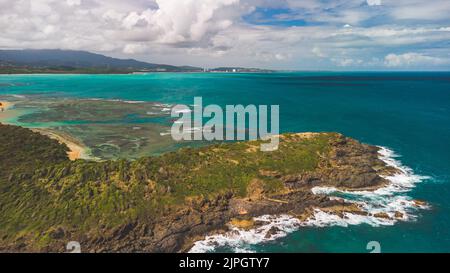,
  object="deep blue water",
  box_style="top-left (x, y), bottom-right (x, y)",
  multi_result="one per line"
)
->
top-left (1, 72), bottom-right (449, 252)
